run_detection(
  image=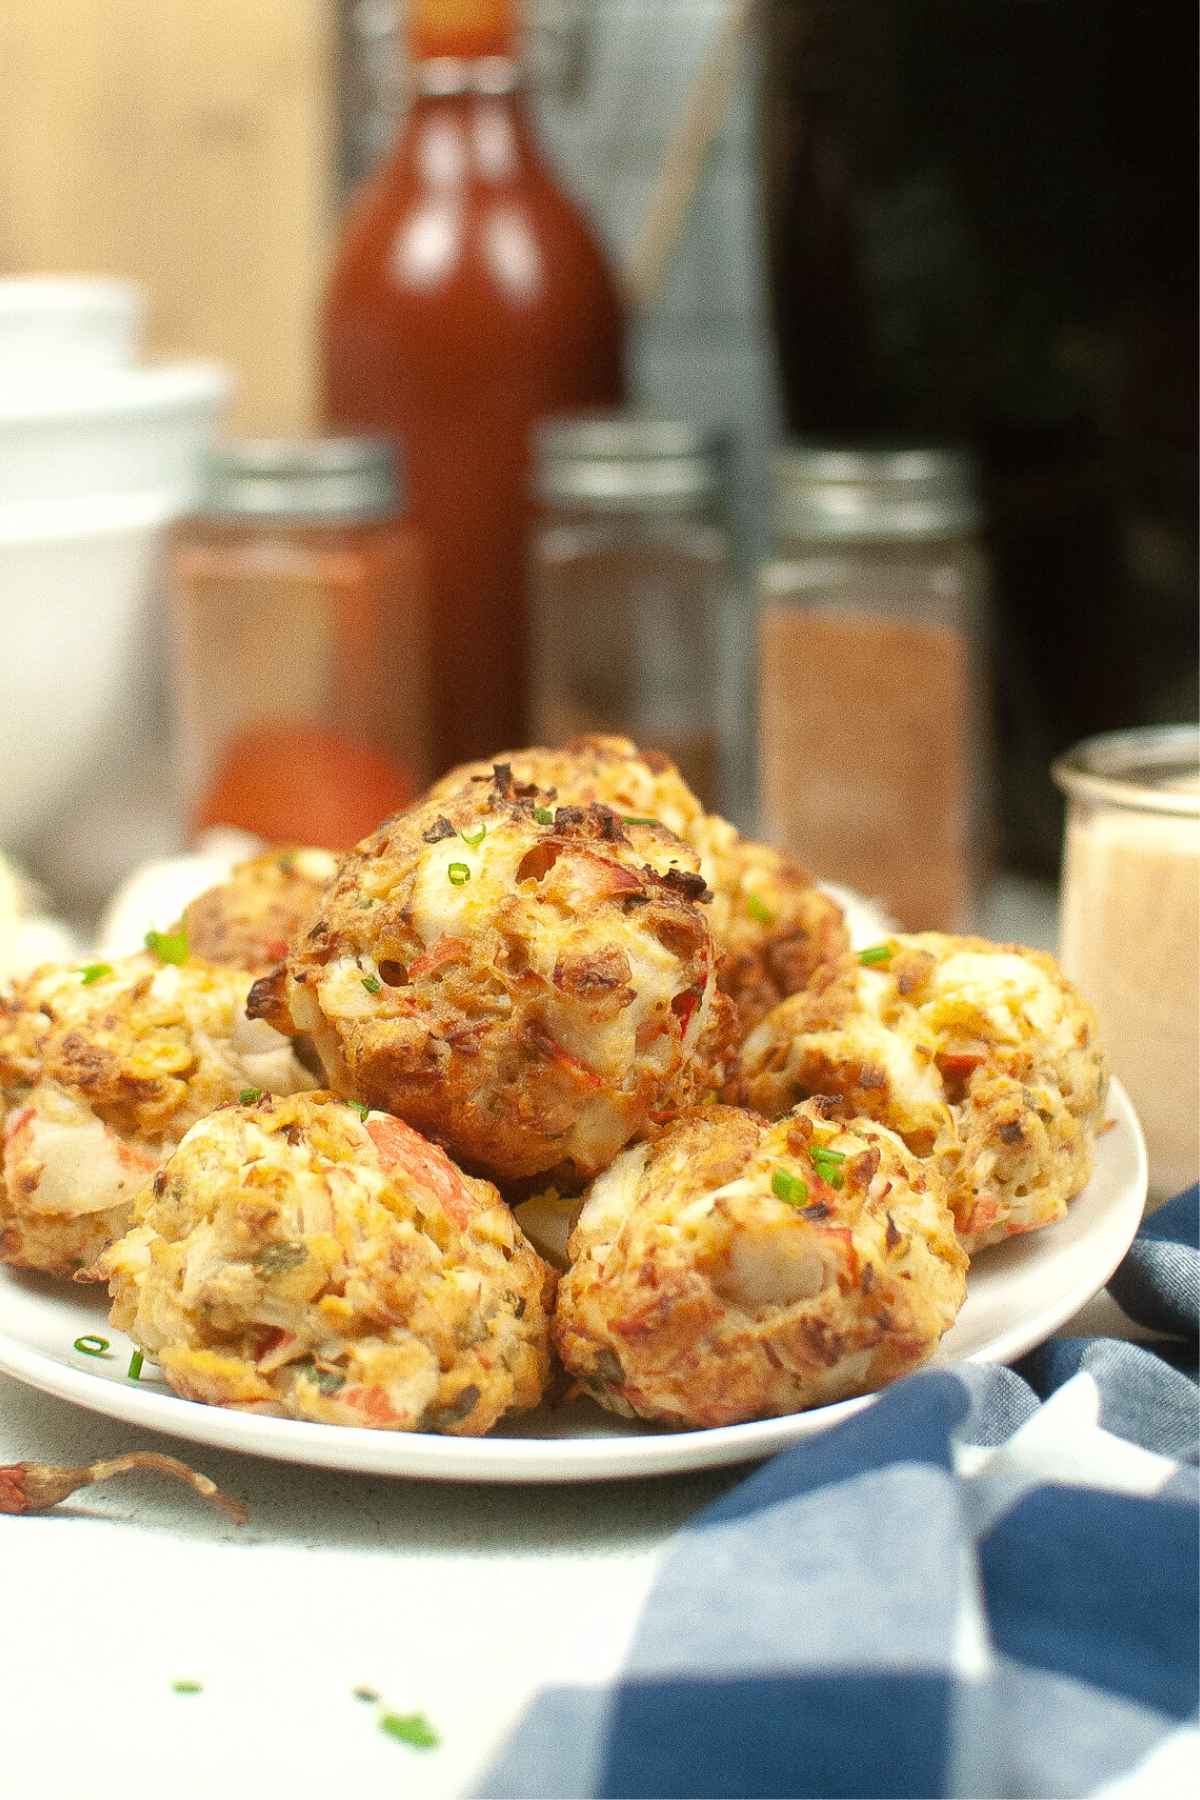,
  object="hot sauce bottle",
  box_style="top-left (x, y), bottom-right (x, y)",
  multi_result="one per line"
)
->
top-left (322, 0), bottom-right (626, 767)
